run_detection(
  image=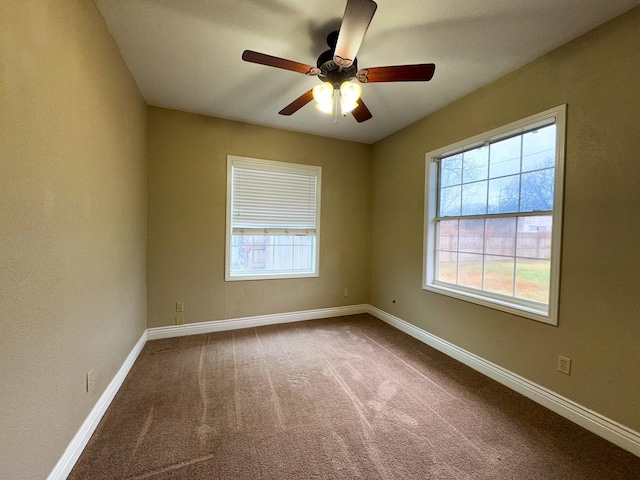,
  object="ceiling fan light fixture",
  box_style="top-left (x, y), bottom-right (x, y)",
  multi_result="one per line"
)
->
top-left (339, 81), bottom-right (361, 114)
top-left (241, 0), bottom-right (435, 123)
top-left (312, 82), bottom-right (334, 114)
top-left (340, 98), bottom-right (359, 115)
top-left (315, 102), bottom-right (334, 115)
